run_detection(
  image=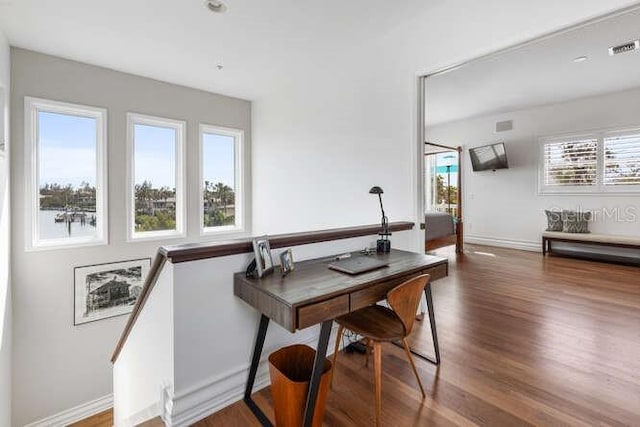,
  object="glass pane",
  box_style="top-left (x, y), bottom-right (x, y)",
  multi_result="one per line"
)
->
top-left (433, 152), bottom-right (458, 217)
top-left (38, 111), bottom-right (98, 240)
top-left (544, 139), bottom-right (597, 187)
top-left (133, 124), bottom-right (177, 233)
top-left (604, 134), bottom-right (640, 186)
top-left (202, 132), bottom-right (236, 228)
